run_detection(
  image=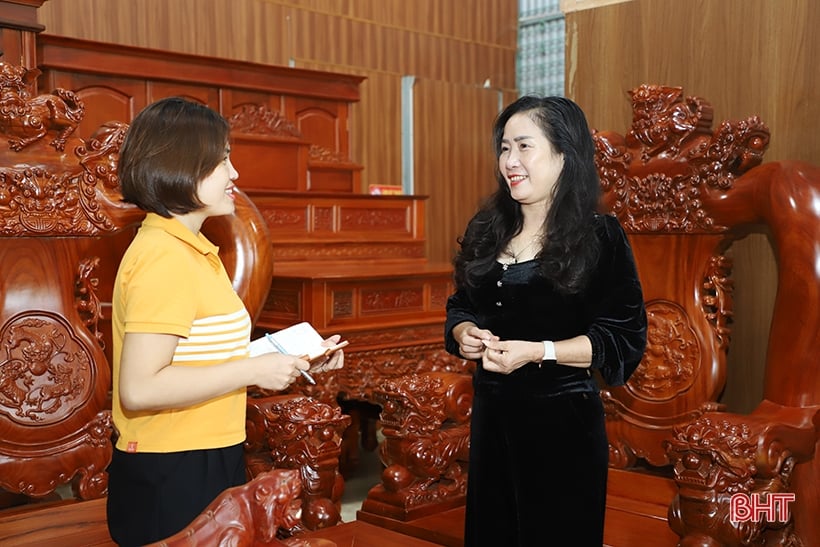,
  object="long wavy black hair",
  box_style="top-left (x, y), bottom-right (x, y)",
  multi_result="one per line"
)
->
top-left (453, 95), bottom-right (601, 294)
